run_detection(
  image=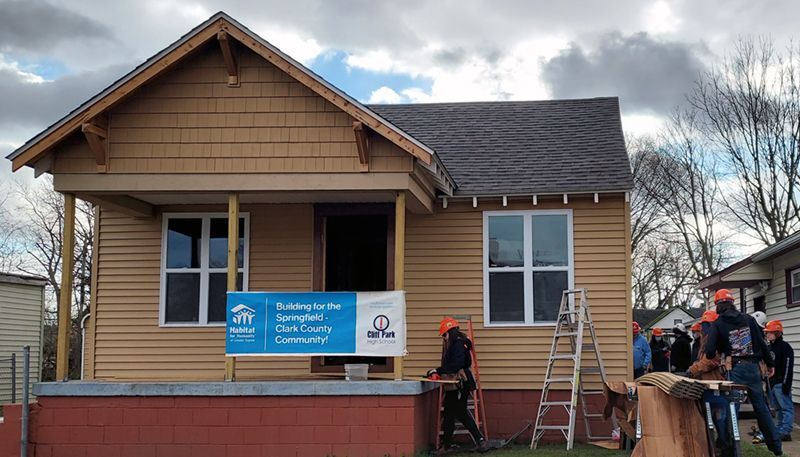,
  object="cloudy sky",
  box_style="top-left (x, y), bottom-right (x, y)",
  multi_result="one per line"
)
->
top-left (1, 0), bottom-right (799, 182)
